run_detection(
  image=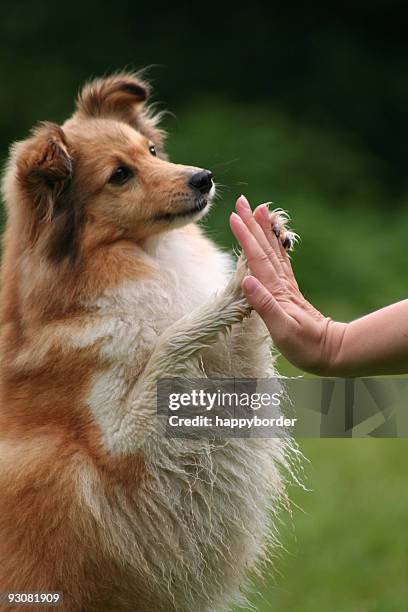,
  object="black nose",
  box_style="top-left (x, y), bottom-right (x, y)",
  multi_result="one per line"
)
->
top-left (189, 170), bottom-right (213, 194)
